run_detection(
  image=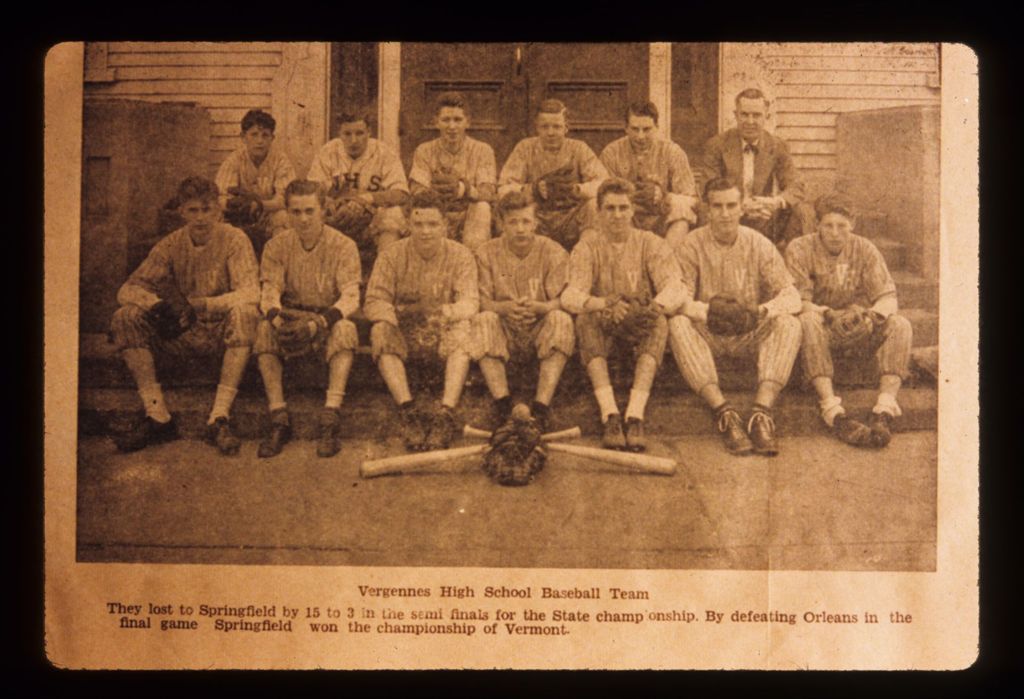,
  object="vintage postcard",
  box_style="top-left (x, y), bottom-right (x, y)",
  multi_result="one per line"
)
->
top-left (44, 42), bottom-right (978, 669)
